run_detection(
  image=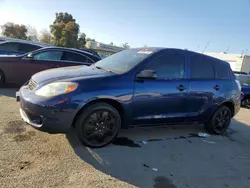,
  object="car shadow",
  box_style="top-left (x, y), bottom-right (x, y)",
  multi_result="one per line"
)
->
top-left (0, 87), bottom-right (19, 98)
top-left (65, 118), bottom-right (250, 188)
